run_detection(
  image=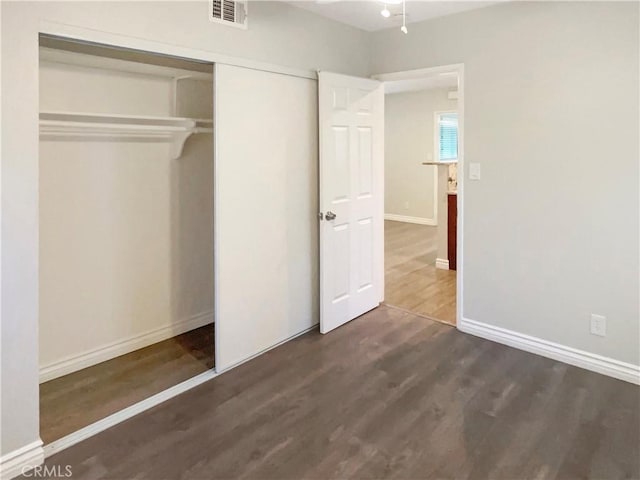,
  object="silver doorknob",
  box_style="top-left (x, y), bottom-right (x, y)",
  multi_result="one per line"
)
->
top-left (325, 211), bottom-right (337, 221)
